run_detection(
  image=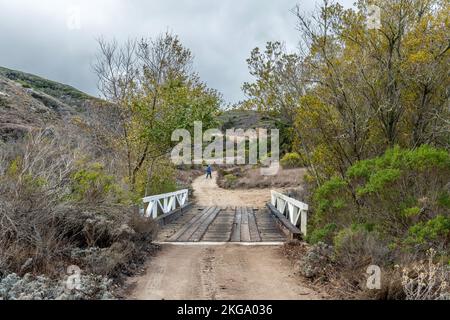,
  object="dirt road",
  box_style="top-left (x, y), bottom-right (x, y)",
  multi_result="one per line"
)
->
top-left (191, 172), bottom-right (274, 207)
top-left (127, 172), bottom-right (322, 300)
top-left (127, 244), bottom-right (321, 300)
